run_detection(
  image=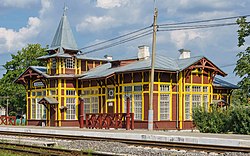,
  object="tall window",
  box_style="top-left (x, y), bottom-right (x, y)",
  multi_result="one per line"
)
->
top-left (65, 57), bottom-right (75, 69)
top-left (91, 97), bottom-right (98, 113)
top-left (134, 94), bottom-right (142, 120)
top-left (124, 94), bottom-right (132, 113)
top-left (31, 91), bottom-right (46, 120)
top-left (82, 89), bottom-right (99, 114)
top-left (84, 98), bottom-right (90, 114)
top-left (66, 98), bottom-right (76, 120)
top-left (192, 94), bottom-right (201, 108)
top-left (31, 99), bottom-right (36, 119)
top-left (160, 94), bottom-right (170, 120)
top-left (203, 94), bottom-right (208, 111)
top-left (185, 94), bottom-right (191, 120)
